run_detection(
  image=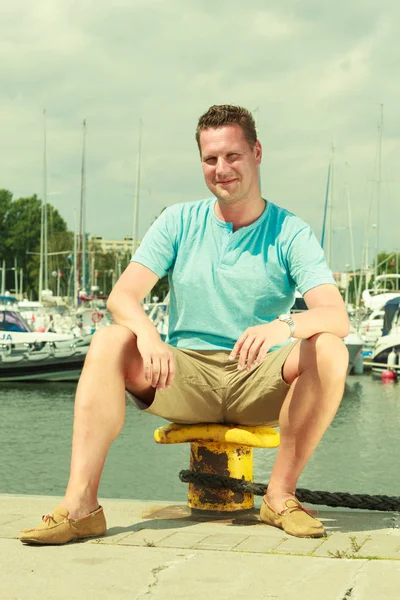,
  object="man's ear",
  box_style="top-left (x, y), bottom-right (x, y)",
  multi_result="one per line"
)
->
top-left (254, 140), bottom-right (262, 165)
